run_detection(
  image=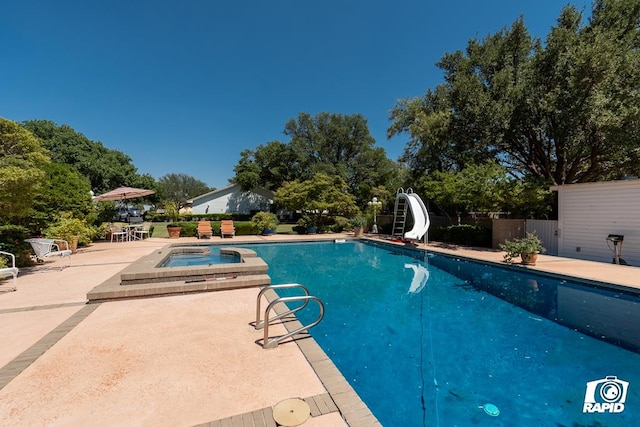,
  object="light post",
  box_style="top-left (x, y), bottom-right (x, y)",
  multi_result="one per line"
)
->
top-left (368, 197), bottom-right (382, 233)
